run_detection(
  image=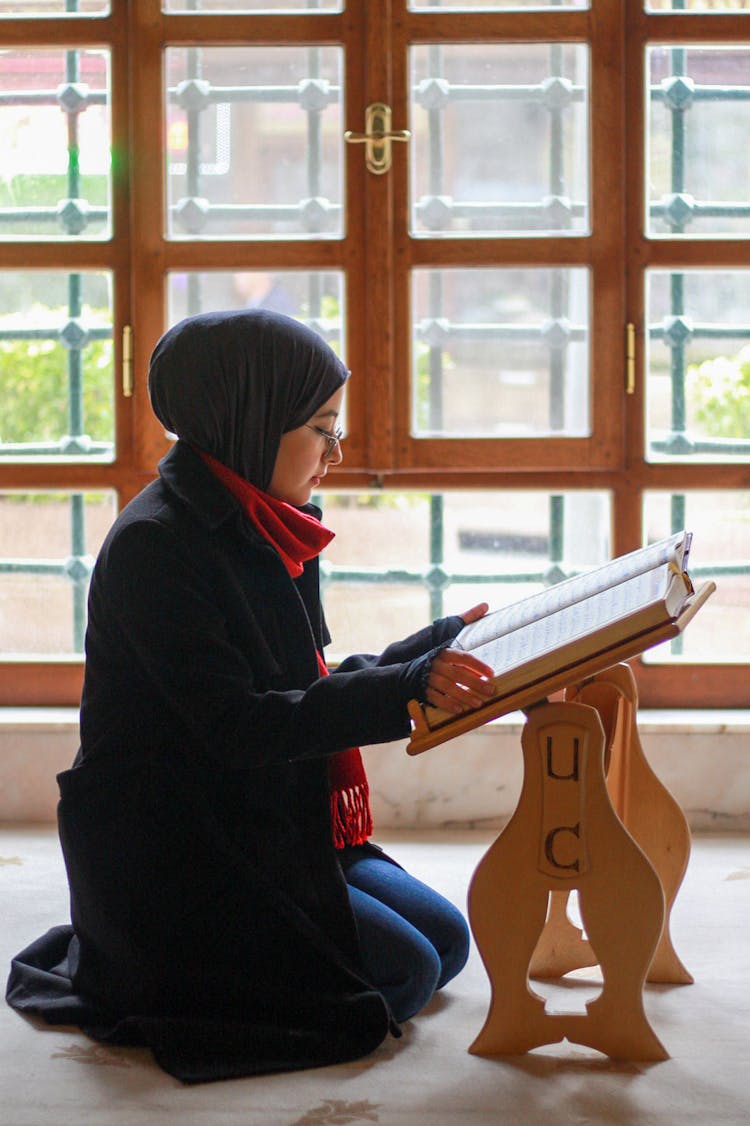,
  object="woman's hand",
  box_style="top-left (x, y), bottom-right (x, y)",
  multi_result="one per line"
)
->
top-left (425, 648), bottom-right (496, 714)
top-left (459, 602), bottom-right (489, 626)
